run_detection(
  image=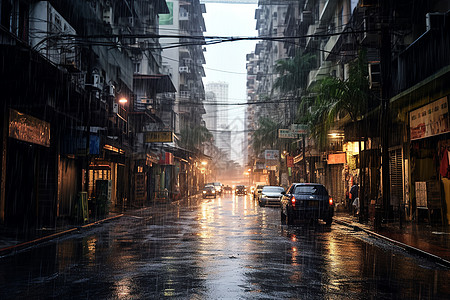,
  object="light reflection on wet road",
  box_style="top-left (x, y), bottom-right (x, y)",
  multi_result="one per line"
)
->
top-left (1, 193), bottom-right (449, 299)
